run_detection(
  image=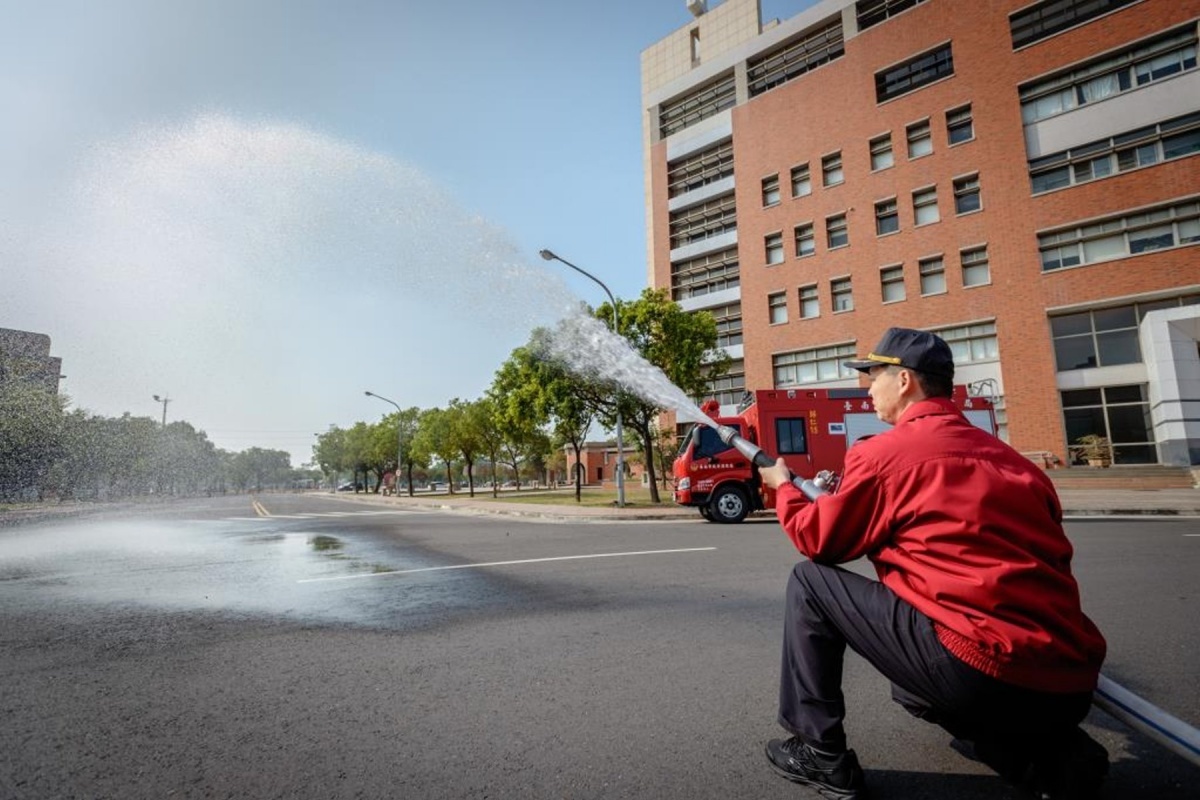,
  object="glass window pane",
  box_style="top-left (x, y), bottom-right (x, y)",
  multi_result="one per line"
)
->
top-left (963, 264), bottom-right (989, 287)
top-left (1096, 330), bottom-right (1141, 366)
top-left (1178, 217), bottom-right (1200, 244)
top-left (1054, 336), bottom-right (1097, 371)
top-left (1129, 224), bottom-right (1174, 253)
top-left (1061, 389), bottom-right (1103, 408)
top-left (1051, 312), bottom-right (1092, 337)
top-left (777, 418), bottom-right (808, 454)
top-left (1104, 384), bottom-right (1147, 404)
top-left (1034, 167), bottom-right (1071, 192)
top-left (1107, 404), bottom-right (1151, 444)
top-left (1163, 129), bottom-right (1200, 160)
top-left (1112, 443), bottom-right (1156, 465)
top-left (1063, 406), bottom-right (1106, 443)
top-left (1093, 306), bottom-right (1137, 330)
top-left (1082, 234), bottom-right (1125, 262)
